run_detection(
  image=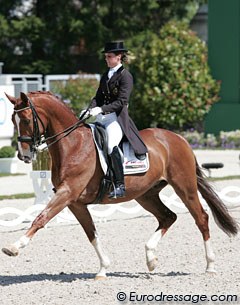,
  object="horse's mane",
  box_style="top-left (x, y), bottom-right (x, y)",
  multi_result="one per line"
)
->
top-left (28, 91), bottom-right (77, 119)
top-left (29, 90), bottom-right (52, 96)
